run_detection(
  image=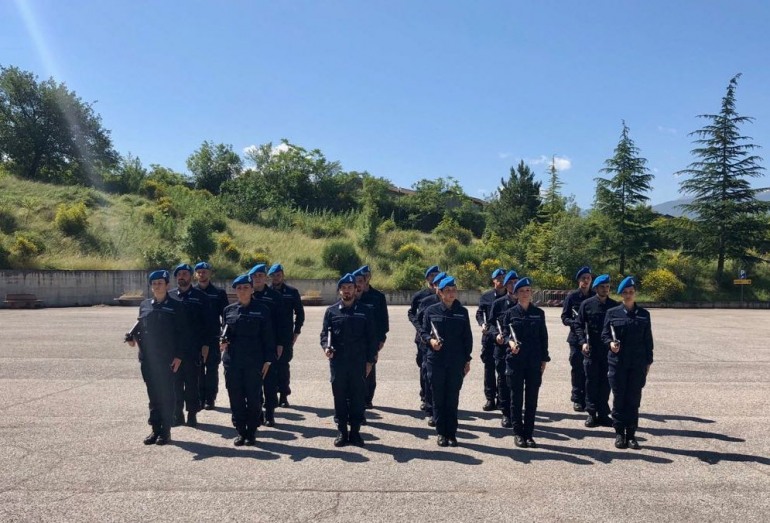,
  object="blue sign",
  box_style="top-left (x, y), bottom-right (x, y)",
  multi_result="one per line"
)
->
top-left (740, 269), bottom-right (747, 279)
